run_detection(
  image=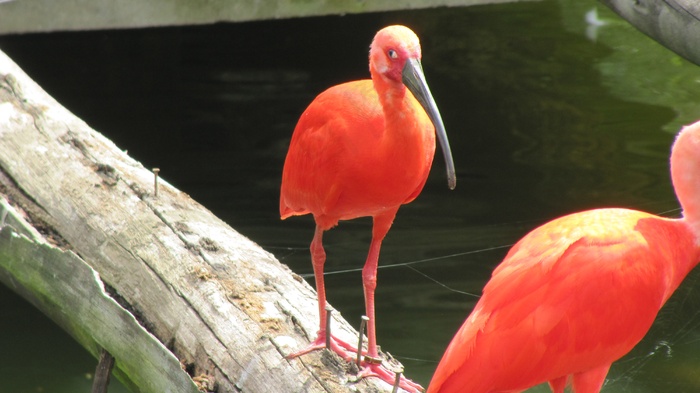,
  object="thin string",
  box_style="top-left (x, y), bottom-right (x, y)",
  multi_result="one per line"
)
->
top-left (299, 244), bottom-right (513, 278)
